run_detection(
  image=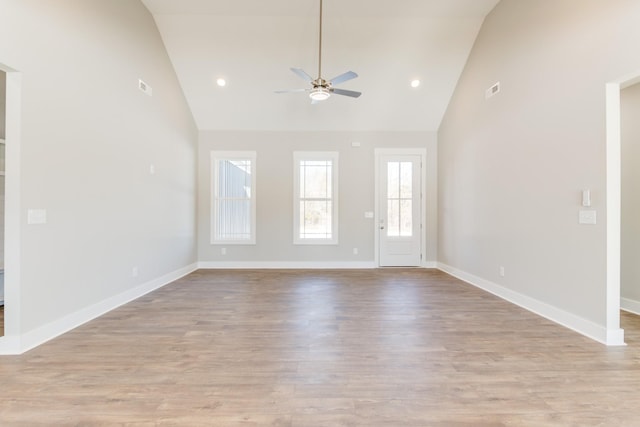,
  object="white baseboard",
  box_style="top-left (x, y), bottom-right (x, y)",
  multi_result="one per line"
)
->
top-left (3, 263), bottom-right (198, 355)
top-left (198, 261), bottom-right (438, 269)
top-left (621, 297), bottom-right (640, 316)
top-left (438, 263), bottom-right (625, 346)
top-left (0, 336), bottom-right (20, 355)
top-left (198, 261), bottom-right (377, 269)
